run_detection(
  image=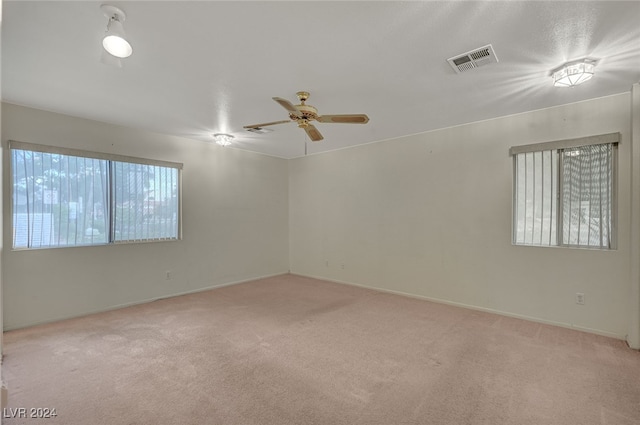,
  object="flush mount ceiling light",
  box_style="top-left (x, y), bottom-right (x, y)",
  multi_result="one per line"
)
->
top-left (101, 4), bottom-right (133, 59)
top-left (213, 133), bottom-right (234, 147)
top-left (551, 58), bottom-right (598, 88)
